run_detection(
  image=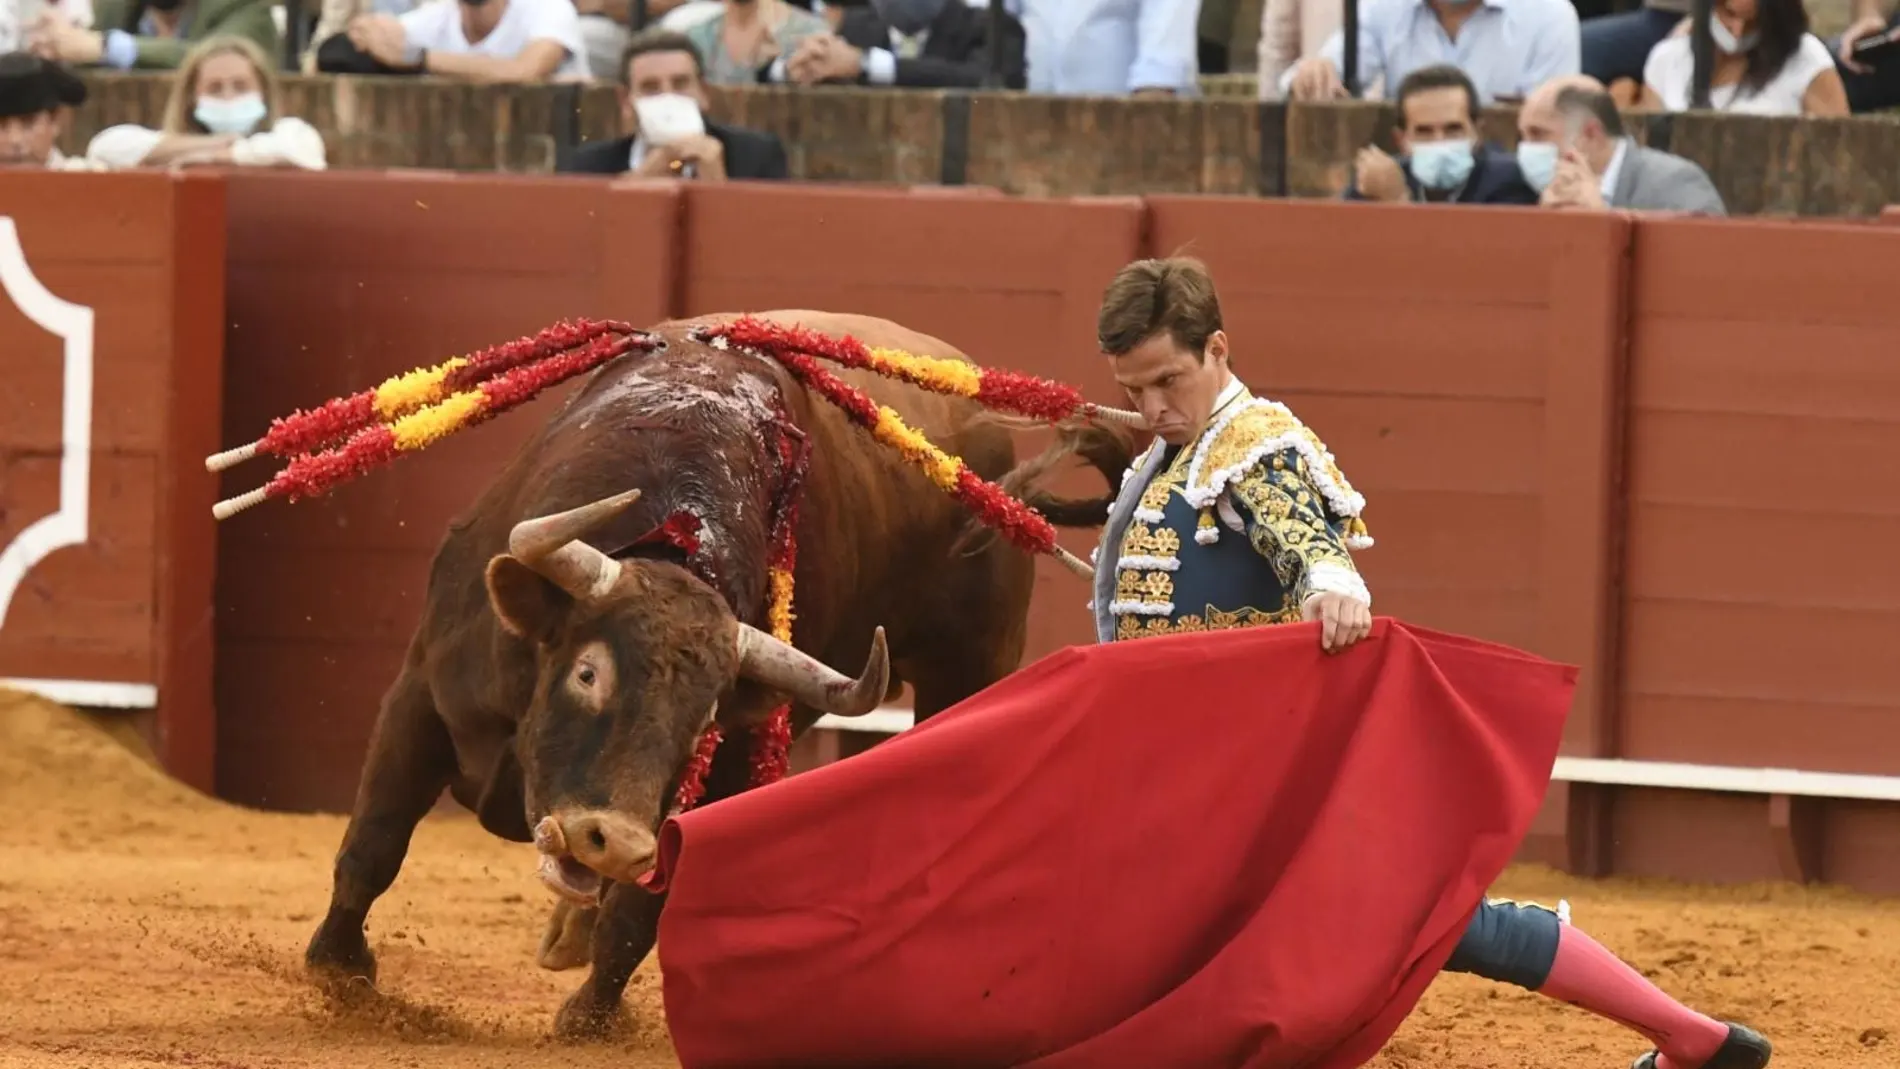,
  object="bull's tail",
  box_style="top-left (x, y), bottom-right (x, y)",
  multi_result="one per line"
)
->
top-left (949, 418), bottom-right (1138, 559)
